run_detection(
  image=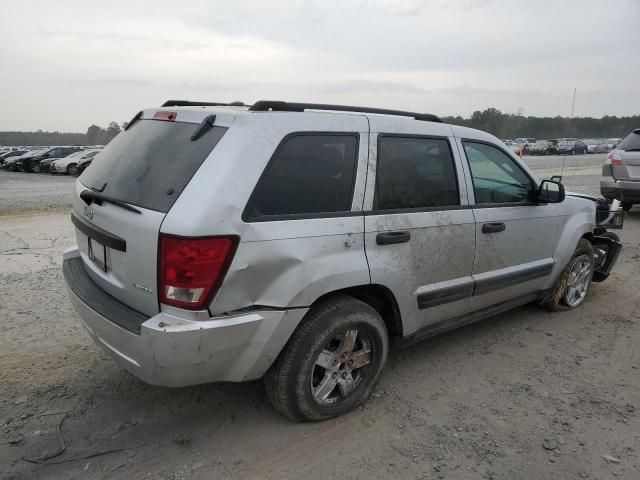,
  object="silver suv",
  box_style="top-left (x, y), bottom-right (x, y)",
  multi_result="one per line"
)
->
top-left (601, 128), bottom-right (640, 211)
top-left (63, 100), bottom-right (623, 421)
